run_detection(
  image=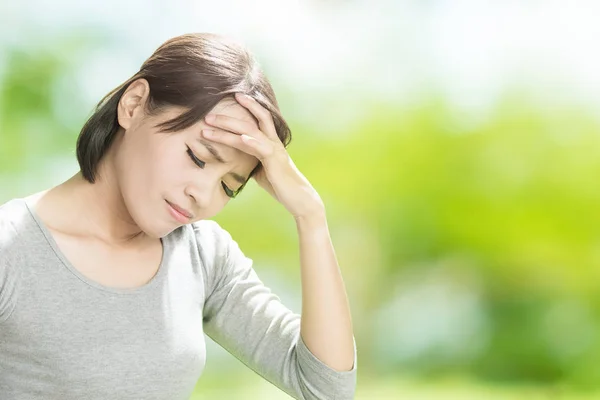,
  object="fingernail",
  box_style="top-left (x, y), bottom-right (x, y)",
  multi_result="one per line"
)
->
top-left (203, 129), bottom-right (214, 137)
top-left (205, 114), bottom-right (216, 123)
